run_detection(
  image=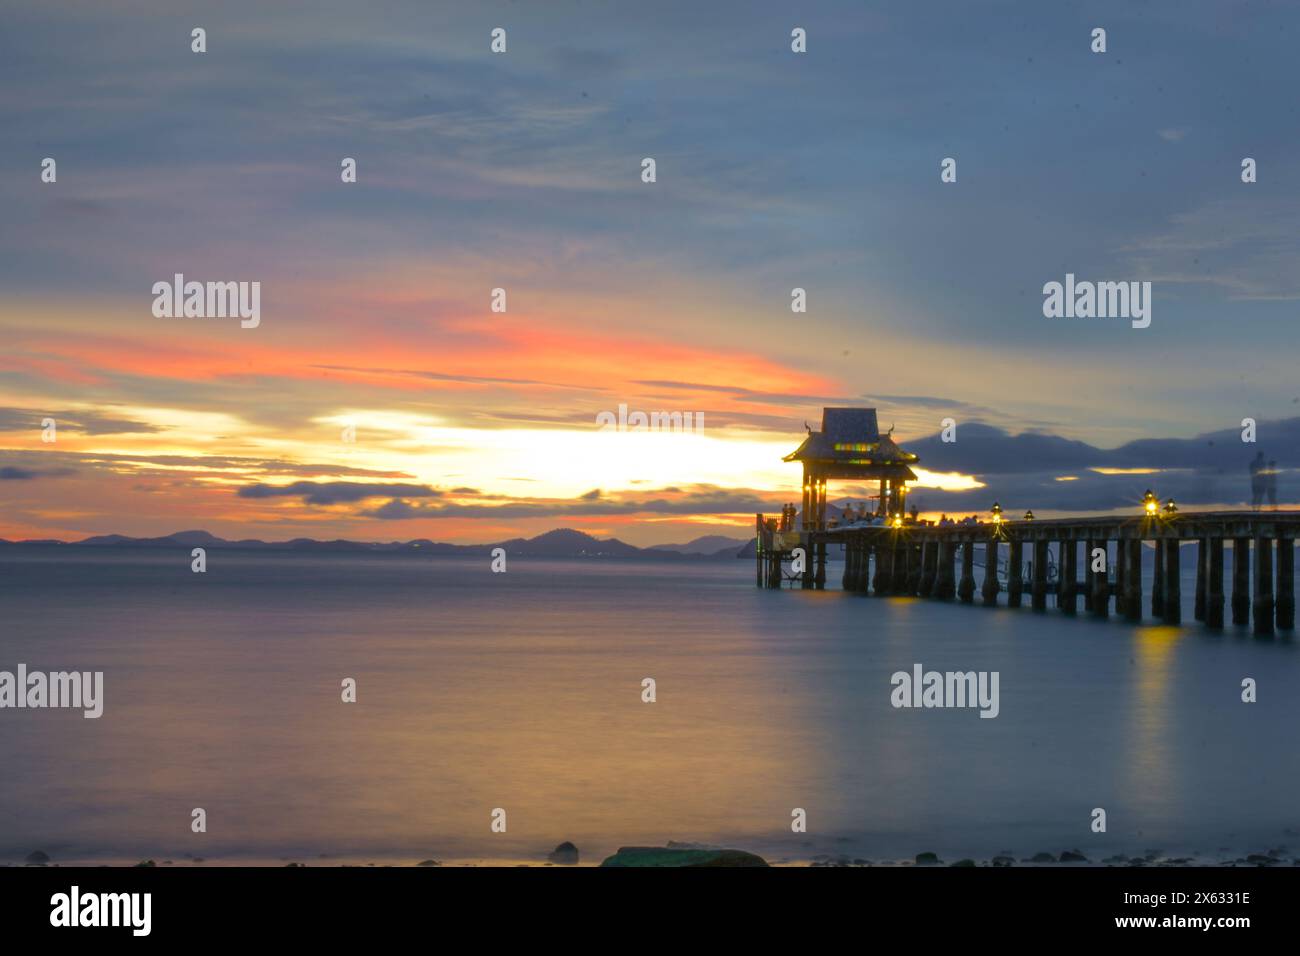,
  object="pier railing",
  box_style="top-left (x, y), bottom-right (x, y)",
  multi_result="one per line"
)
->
top-left (755, 511), bottom-right (1298, 635)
